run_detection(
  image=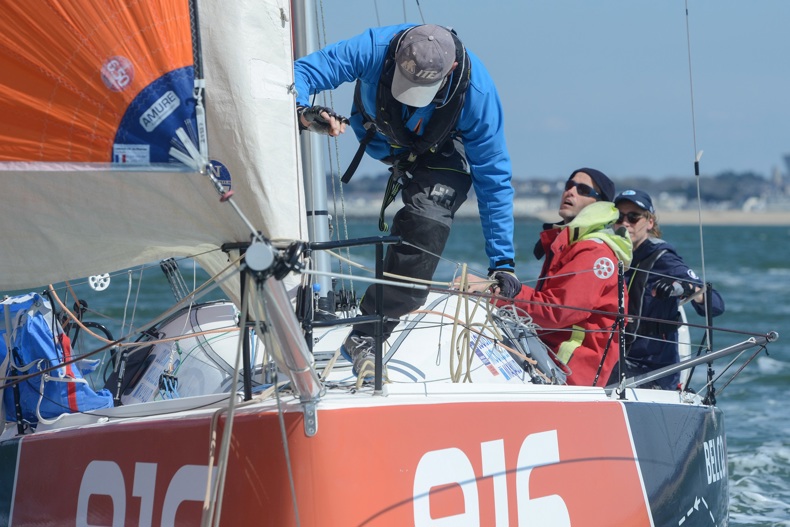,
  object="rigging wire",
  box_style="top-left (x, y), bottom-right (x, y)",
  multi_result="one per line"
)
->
top-left (202, 273), bottom-right (250, 527)
top-left (684, 2), bottom-right (700, 164)
top-left (10, 256), bottom-right (769, 398)
top-left (683, 0), bottom-right (712, 352)
top-left (250, 279), bottom-right (303, 526)
top-left (415, 0), bottom-right (426, 23)
top-left (120, 270), bottom-right (134, 338)
top-left (314, 0), bottom-right (358, 299)
top-left (0, 257), bottom-right (246, 393)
